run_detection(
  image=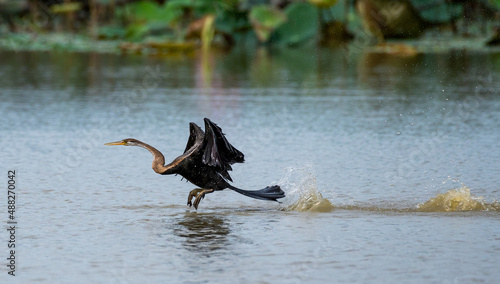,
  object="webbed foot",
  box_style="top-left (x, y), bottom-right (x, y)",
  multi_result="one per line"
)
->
top-left (187, 188), bottom-right (204, 207)
top-left (193, 188), bottom-right (215, 210)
